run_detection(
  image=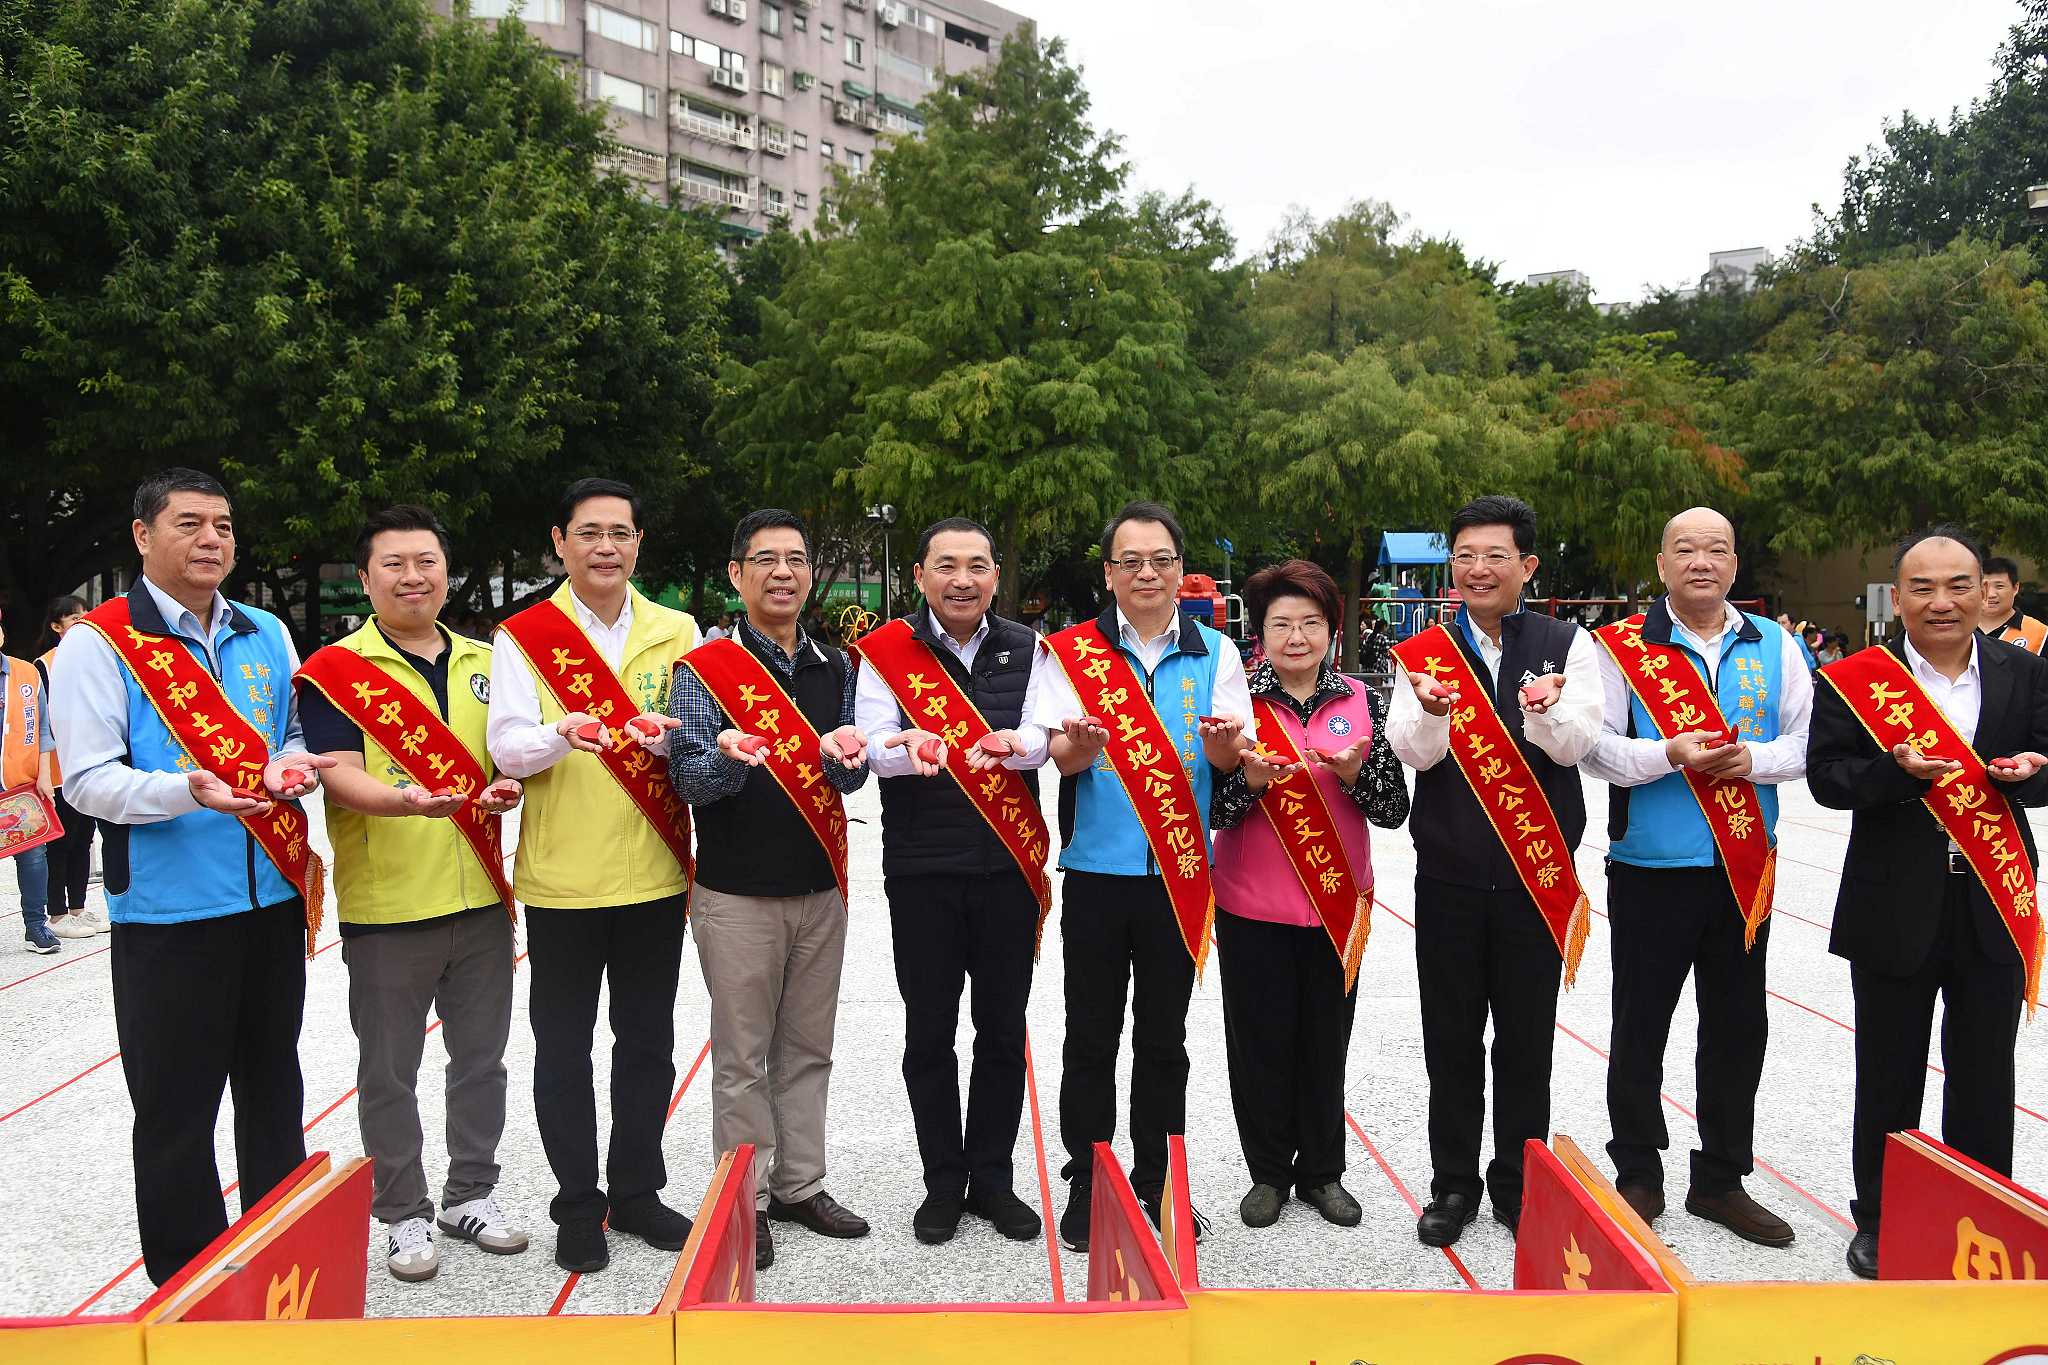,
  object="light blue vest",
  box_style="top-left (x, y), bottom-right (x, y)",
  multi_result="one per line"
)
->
top-left (110, 595), bottom-right (301, 924)
top-left (1060, 615), bottom-right (1225, 877)
top-left (1610, 610), bottom-right (1785, 869)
